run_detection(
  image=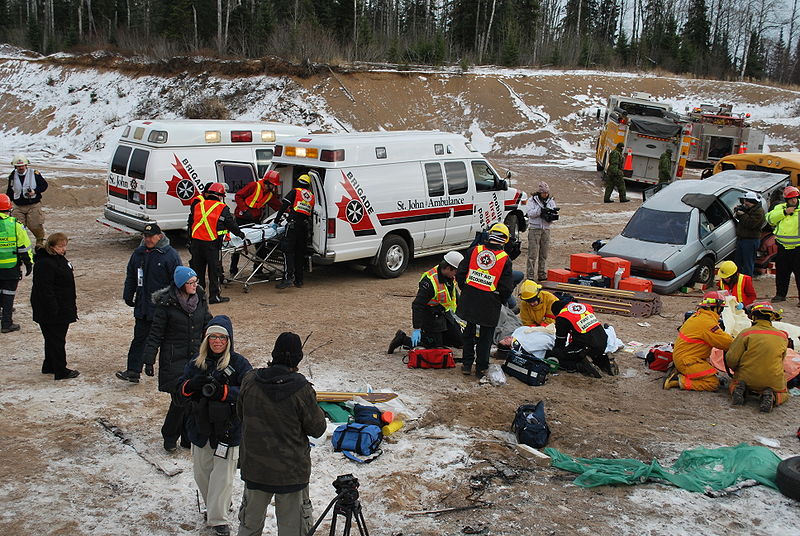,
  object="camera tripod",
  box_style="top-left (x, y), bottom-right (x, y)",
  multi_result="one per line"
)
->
top-left (307, 476), bottom-right (369, 536)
